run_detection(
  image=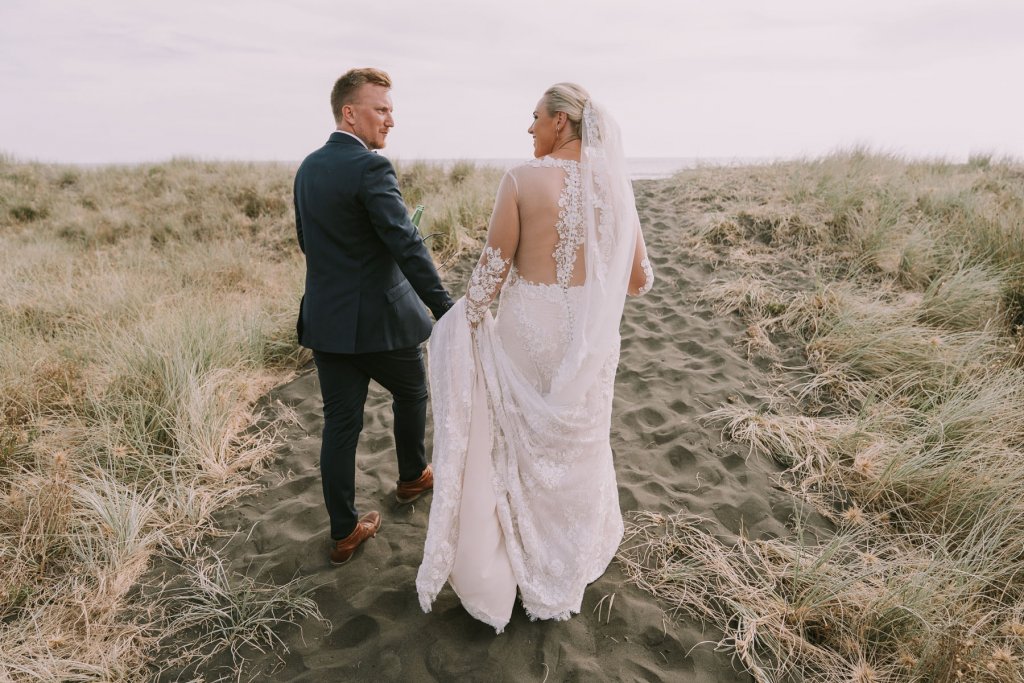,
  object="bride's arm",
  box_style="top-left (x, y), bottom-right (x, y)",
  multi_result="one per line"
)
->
top-left (627, 223), bottom-right (654, 296)
top-left (465, 171), bottom-right (520, 325)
